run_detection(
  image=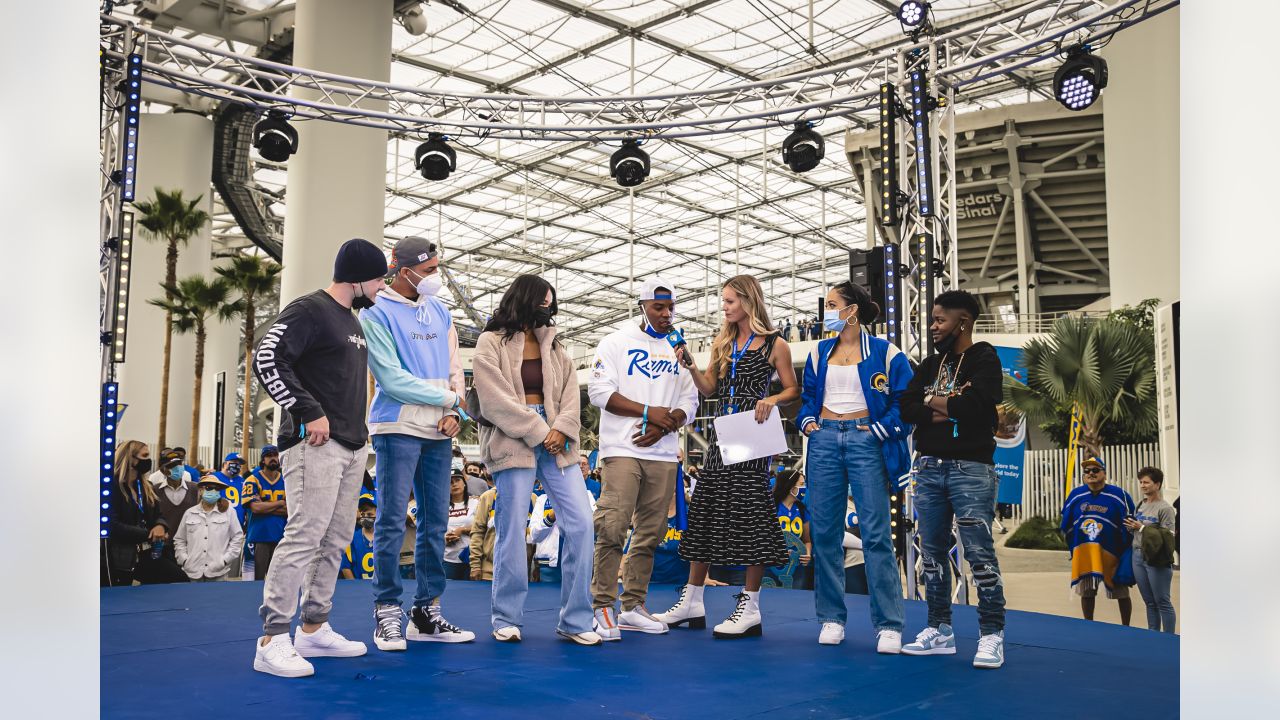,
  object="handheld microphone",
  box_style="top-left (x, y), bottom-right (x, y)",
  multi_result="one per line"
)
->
top-left (666, 328), bottom-right (693, 367)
